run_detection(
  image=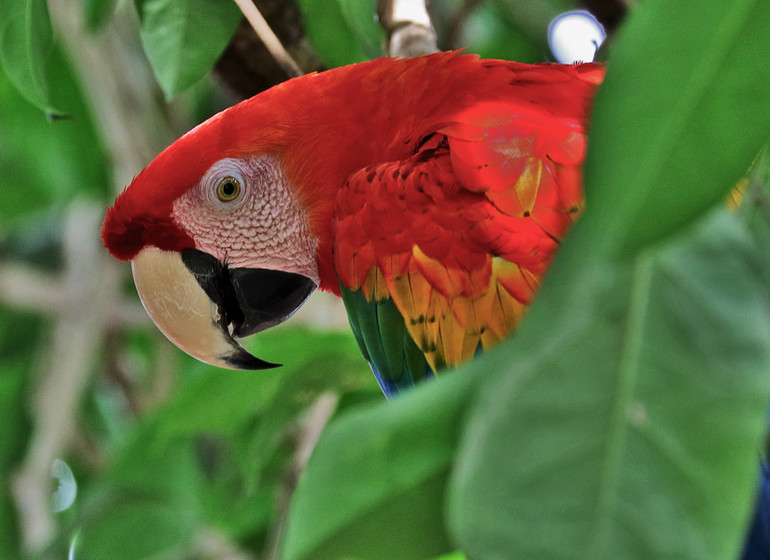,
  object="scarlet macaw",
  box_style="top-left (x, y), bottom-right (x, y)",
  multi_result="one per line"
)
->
top-left (102, 52), bottom-right (603, 397)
